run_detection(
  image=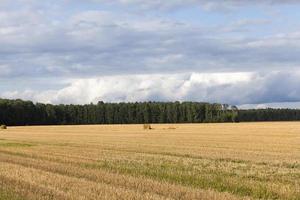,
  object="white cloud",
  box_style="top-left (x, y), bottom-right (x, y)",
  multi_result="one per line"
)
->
top-left (0, 7), bottom-right (299, 79)
top-left (3, 71), bottom-right (300, 106)
top-left (1, 72), bottom-right (250, 104)
top-left (1, 0), bottom-right (300, 106)
top-left (239, 102), bottom-right (300, 109)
